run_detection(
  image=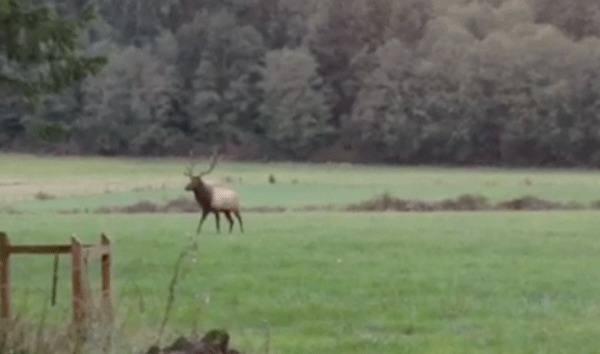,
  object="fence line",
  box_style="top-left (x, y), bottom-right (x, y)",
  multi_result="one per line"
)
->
top-left (0, 232), bottom-right (113, 326)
